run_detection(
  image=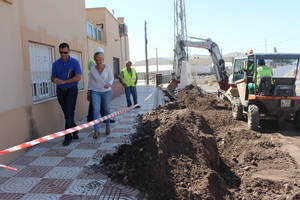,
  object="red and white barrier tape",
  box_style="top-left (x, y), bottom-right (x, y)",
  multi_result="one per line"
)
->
top-left (0, 90), bottom-right (155, 171)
